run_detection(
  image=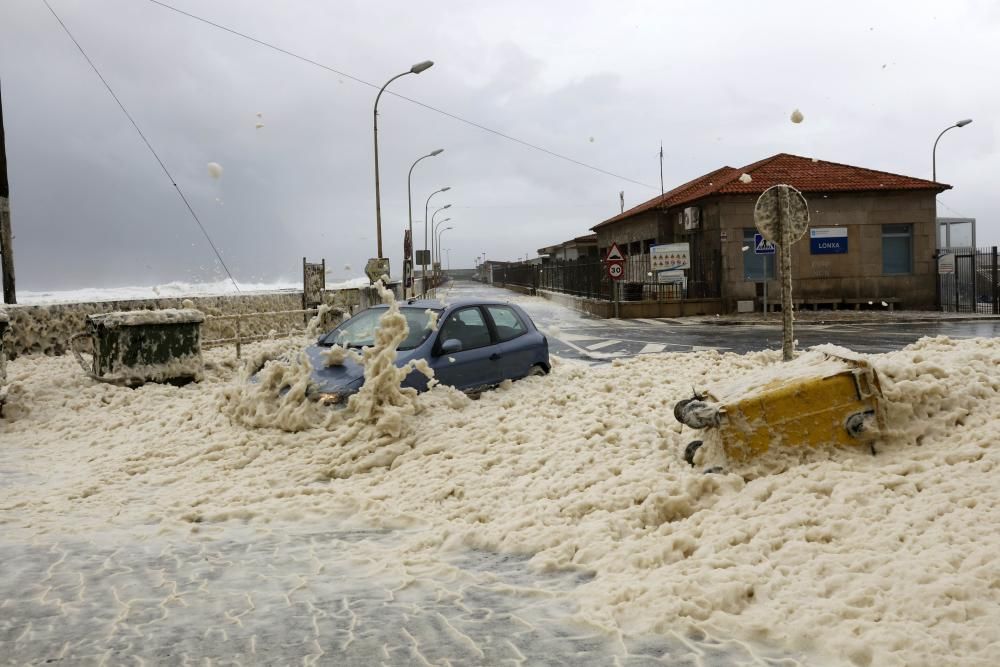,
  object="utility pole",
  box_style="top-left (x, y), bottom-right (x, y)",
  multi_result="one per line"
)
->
top-left (659, 141), bottom-right (664, 197)
top-left (0, 79), bottom-right (16, 304)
